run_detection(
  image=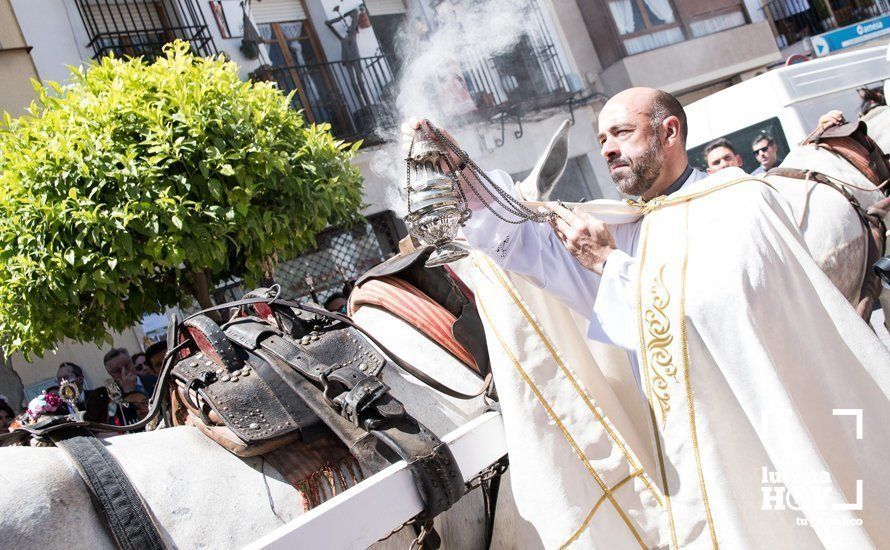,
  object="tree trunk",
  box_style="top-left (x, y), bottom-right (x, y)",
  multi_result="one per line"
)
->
top-left (0, 346), bottom-right (24, 412)
top-left (187, 268), bottom-right (222, 323)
